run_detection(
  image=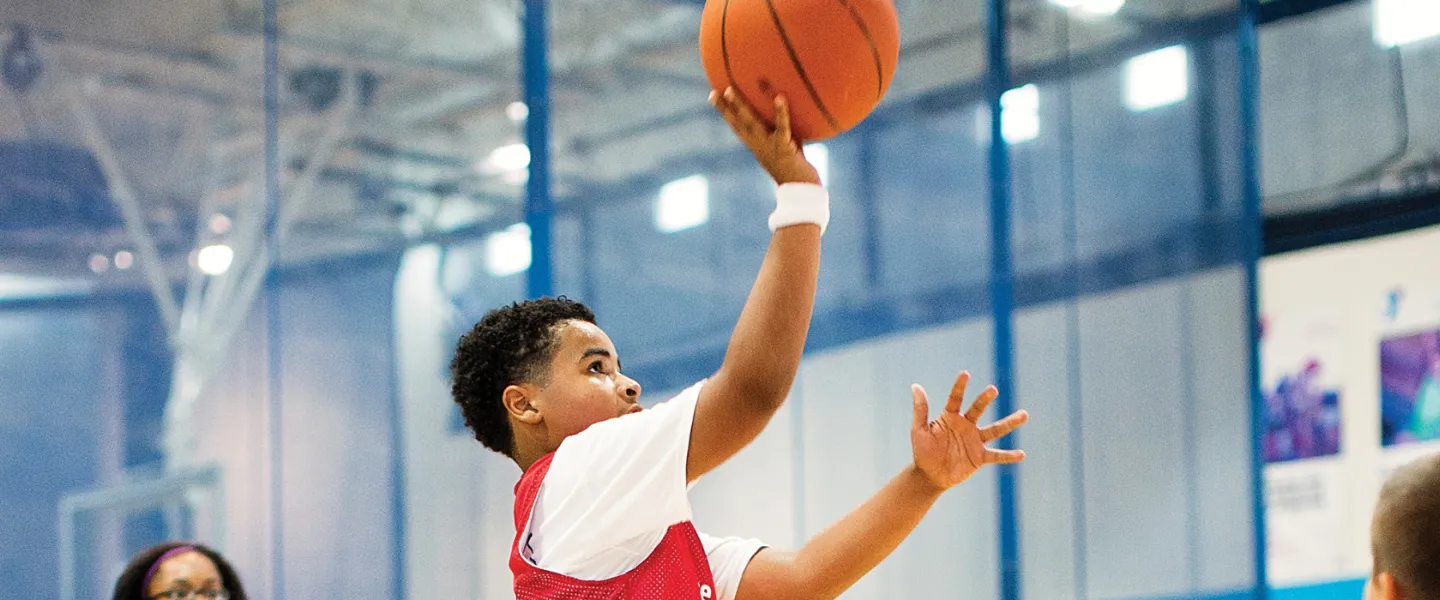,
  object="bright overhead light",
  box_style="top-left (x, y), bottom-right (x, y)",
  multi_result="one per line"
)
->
top-left (113, 251), bottom-right (134, 270)
top-left (196, 244), bottom-right (234, 276)
top-left (506, 101), bottom-right (529, 122)
top-left (1125, 45), bottom-right (1189, 112)
top-left (485, 143), bottom-right (531, 173)
top-left (88, 254), bottom-right (109, 274)
top-left (503, 169), bottom-right (529, 186)
top-left (1050, 0), bottom-right (1125, 16)
top-left (1374, 0), bottom-right (1440, 47)
top-left (209, 213), bottom-right (232, 235)
top-left (1001, 84), bottom-right (1040, 144)
top-left (655, 175), bottom-right (710, 234)
top-left (484, 223), bottom-right (532, 276)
